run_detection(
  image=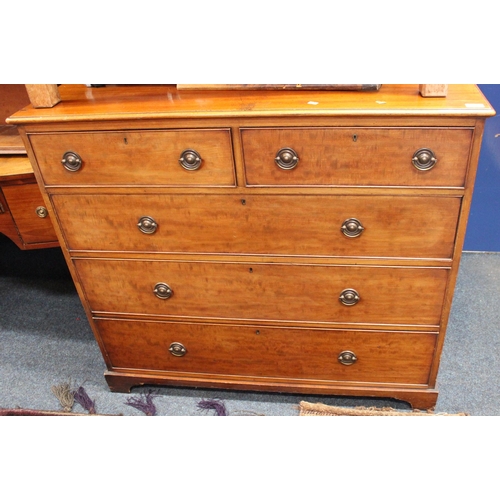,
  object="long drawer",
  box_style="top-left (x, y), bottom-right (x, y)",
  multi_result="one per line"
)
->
top-left (29, 129), bottom-right (236, 186)
top-left (241, 127), bottom-right (472, 187)
top-left (53, 193), bottom-right (461, 259)
top-left (96, 318), bottom-right (436, 385)
top-left (75, 259), bottom-right (449, 326)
